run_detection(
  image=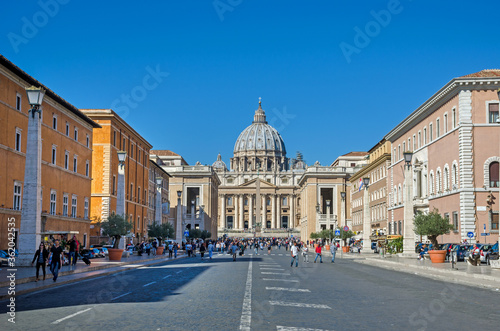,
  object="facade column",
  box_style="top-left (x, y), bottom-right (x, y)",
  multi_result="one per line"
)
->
top-left (290, 194), bottom-right (295, 228)
top-left (175, 192), bottom-right (183, 243)
top-left (271, 194), bottom-right (276, 228)
top-left (362, 185), bottom-right (371, 251)
top-left (220, 194), bottom-right (225, 229)
top-left (262, 195), bottom-right (266, 227)
top-left (239, 194), bottom-right (244, 229)
top-left (277, 195), bottom-right (282, 228)
top-left (249, 194), bottom-right (253, 230)
top-left (155, 182), bottom-right (162, 225)
top-left (234, 195), bottom-right (239, 230)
